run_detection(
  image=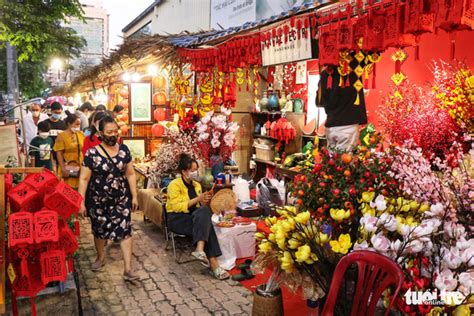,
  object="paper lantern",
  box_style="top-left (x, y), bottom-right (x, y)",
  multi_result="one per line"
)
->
top-left (12, 262), bottom-right (45, 297)
top-left (153, 92), bottom-right (167, 106)
top-left (44, 181), bottom-right (83, 220)
top-left (154, 108), bottom-right (166, 121)
top-left (119, 112), bottom-right (129, 122)
top-left (56, 220), bottom-right (79, 254)
top-left (7, 182), bottom-right (41, 213)
top-left (9, 212), bottom-right (34, 247)
top-left (119, 88), bottom-right (129, 98)
top-left (40, 250), bottom-right (67, 284)
top-left (34, 210), bottom-right (59, 243)
top-left (153, 76), bottom-right (166, 89)
top-left (151, 124), bottom-right (165, 137)
top-left (23, 169), bottom-right (58, 199)
top-left (119, 99), bottom-right (128, 108)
